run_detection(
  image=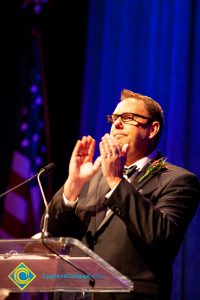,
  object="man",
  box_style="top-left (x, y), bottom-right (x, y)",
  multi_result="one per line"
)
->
top-left (46, 89), bottom-right (200, 299)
